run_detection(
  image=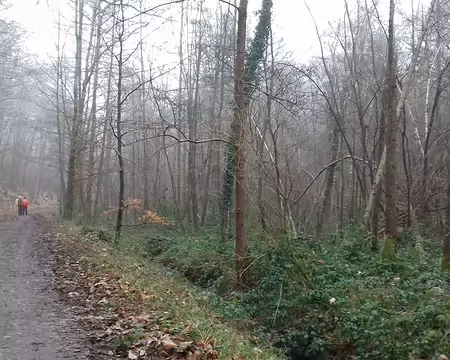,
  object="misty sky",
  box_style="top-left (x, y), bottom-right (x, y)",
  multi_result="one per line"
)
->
top-left (4, 0), bottom-right (430, 65)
